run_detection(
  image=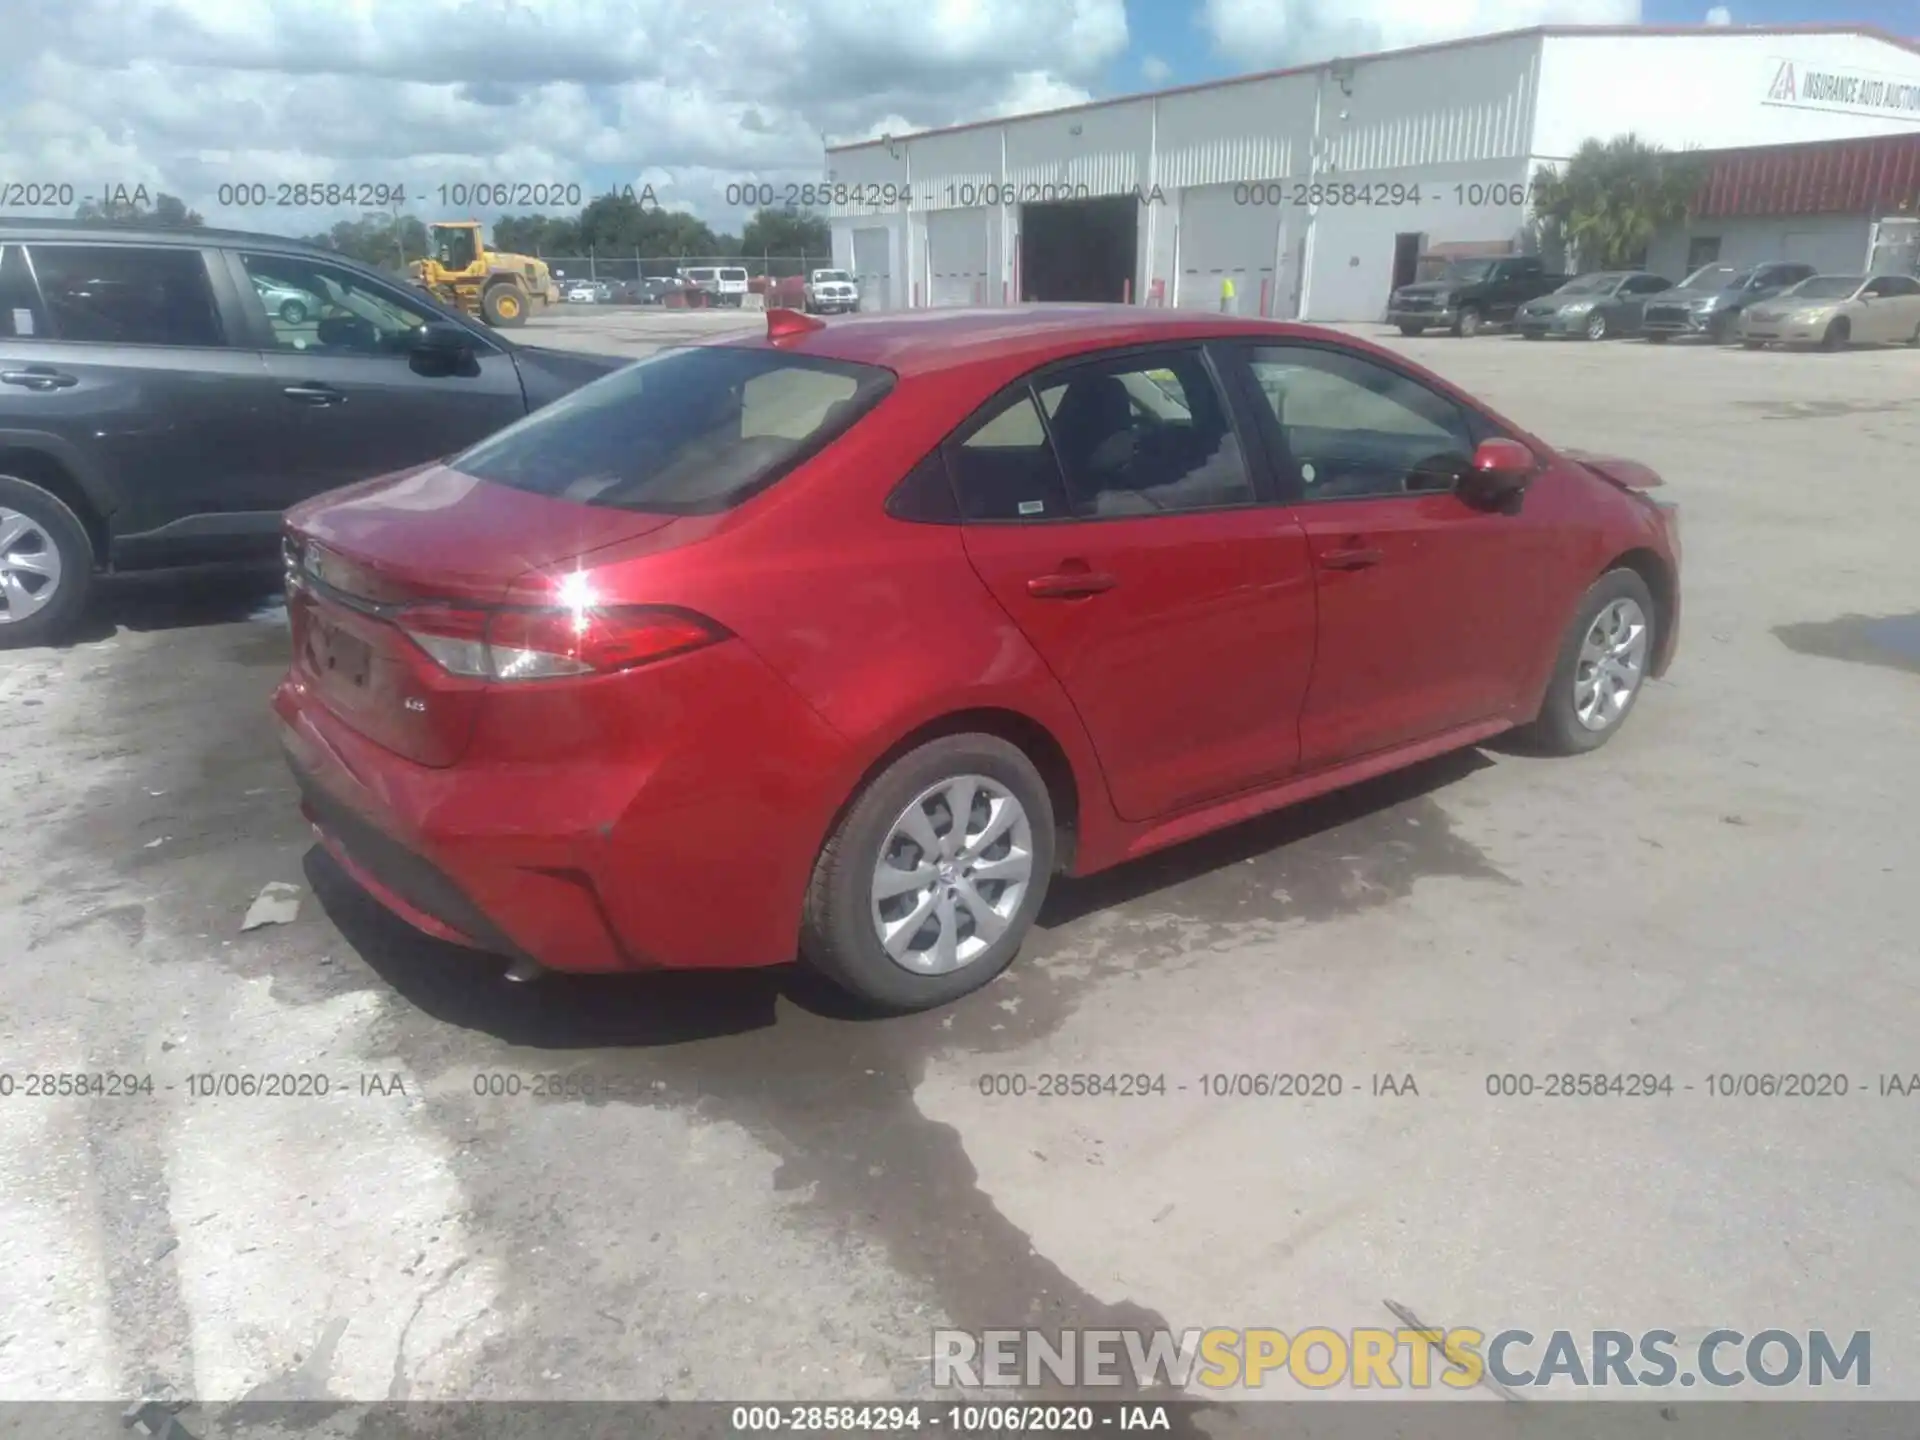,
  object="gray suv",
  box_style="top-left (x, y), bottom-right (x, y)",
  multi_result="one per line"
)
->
top-left (0, 219), bottom-right (622, 647)
top-left (1640, 261), bottom-right (1818, 343)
